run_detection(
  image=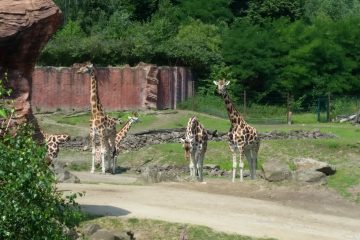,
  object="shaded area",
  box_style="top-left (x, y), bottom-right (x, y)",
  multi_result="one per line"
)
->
top-left (81, 204), bottom-right (130, 217)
